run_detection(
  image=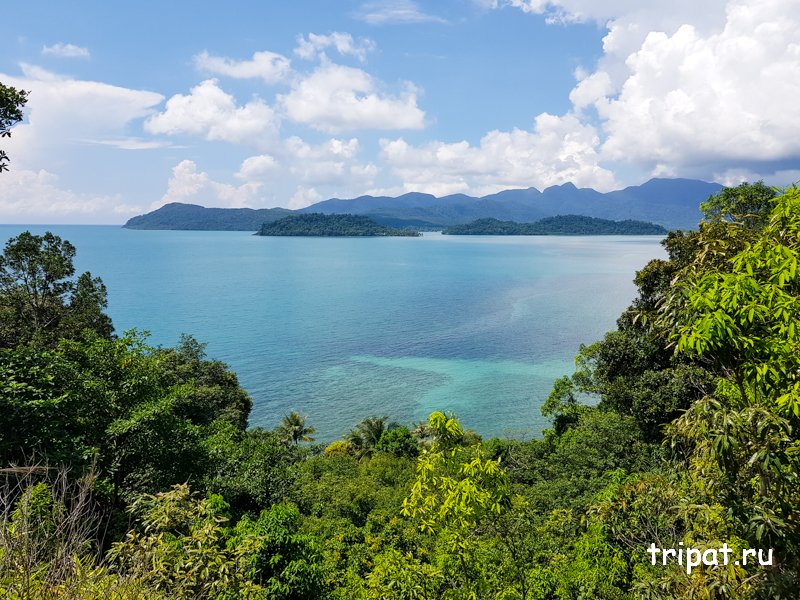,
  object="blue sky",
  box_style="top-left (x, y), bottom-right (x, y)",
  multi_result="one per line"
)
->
top-left (2, 0), bottom-right (799, 223)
